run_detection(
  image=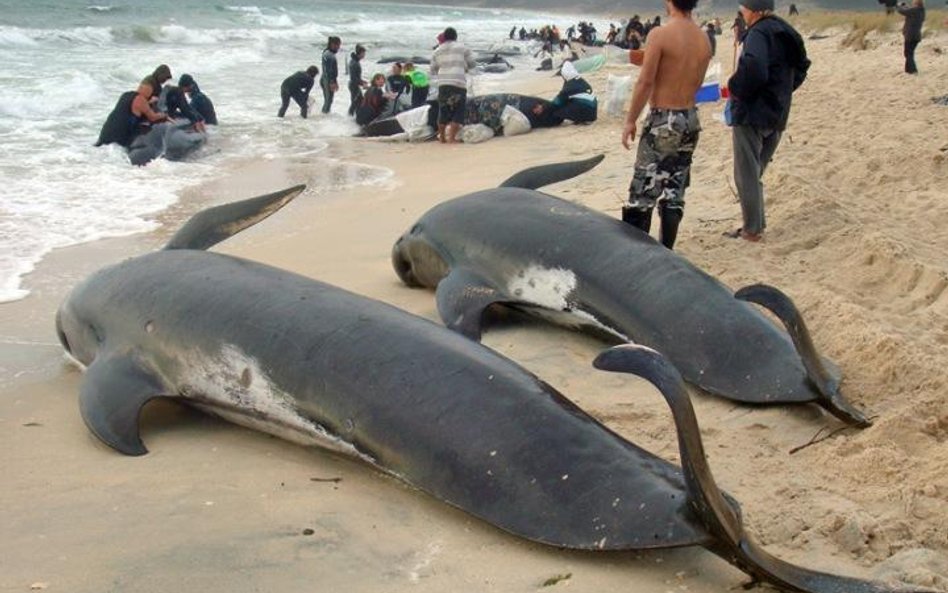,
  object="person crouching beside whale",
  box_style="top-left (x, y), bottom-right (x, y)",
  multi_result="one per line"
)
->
top-left (356, 73), bottom-right (396, 126)
top-left (95, 81), bottom-right (168, 149)
top-left (530, 61), bottom-right (598, 126)
top-left (178, 74), bottom-right (217, 125)
top-left (278, 66), bottom-right (319, 119)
